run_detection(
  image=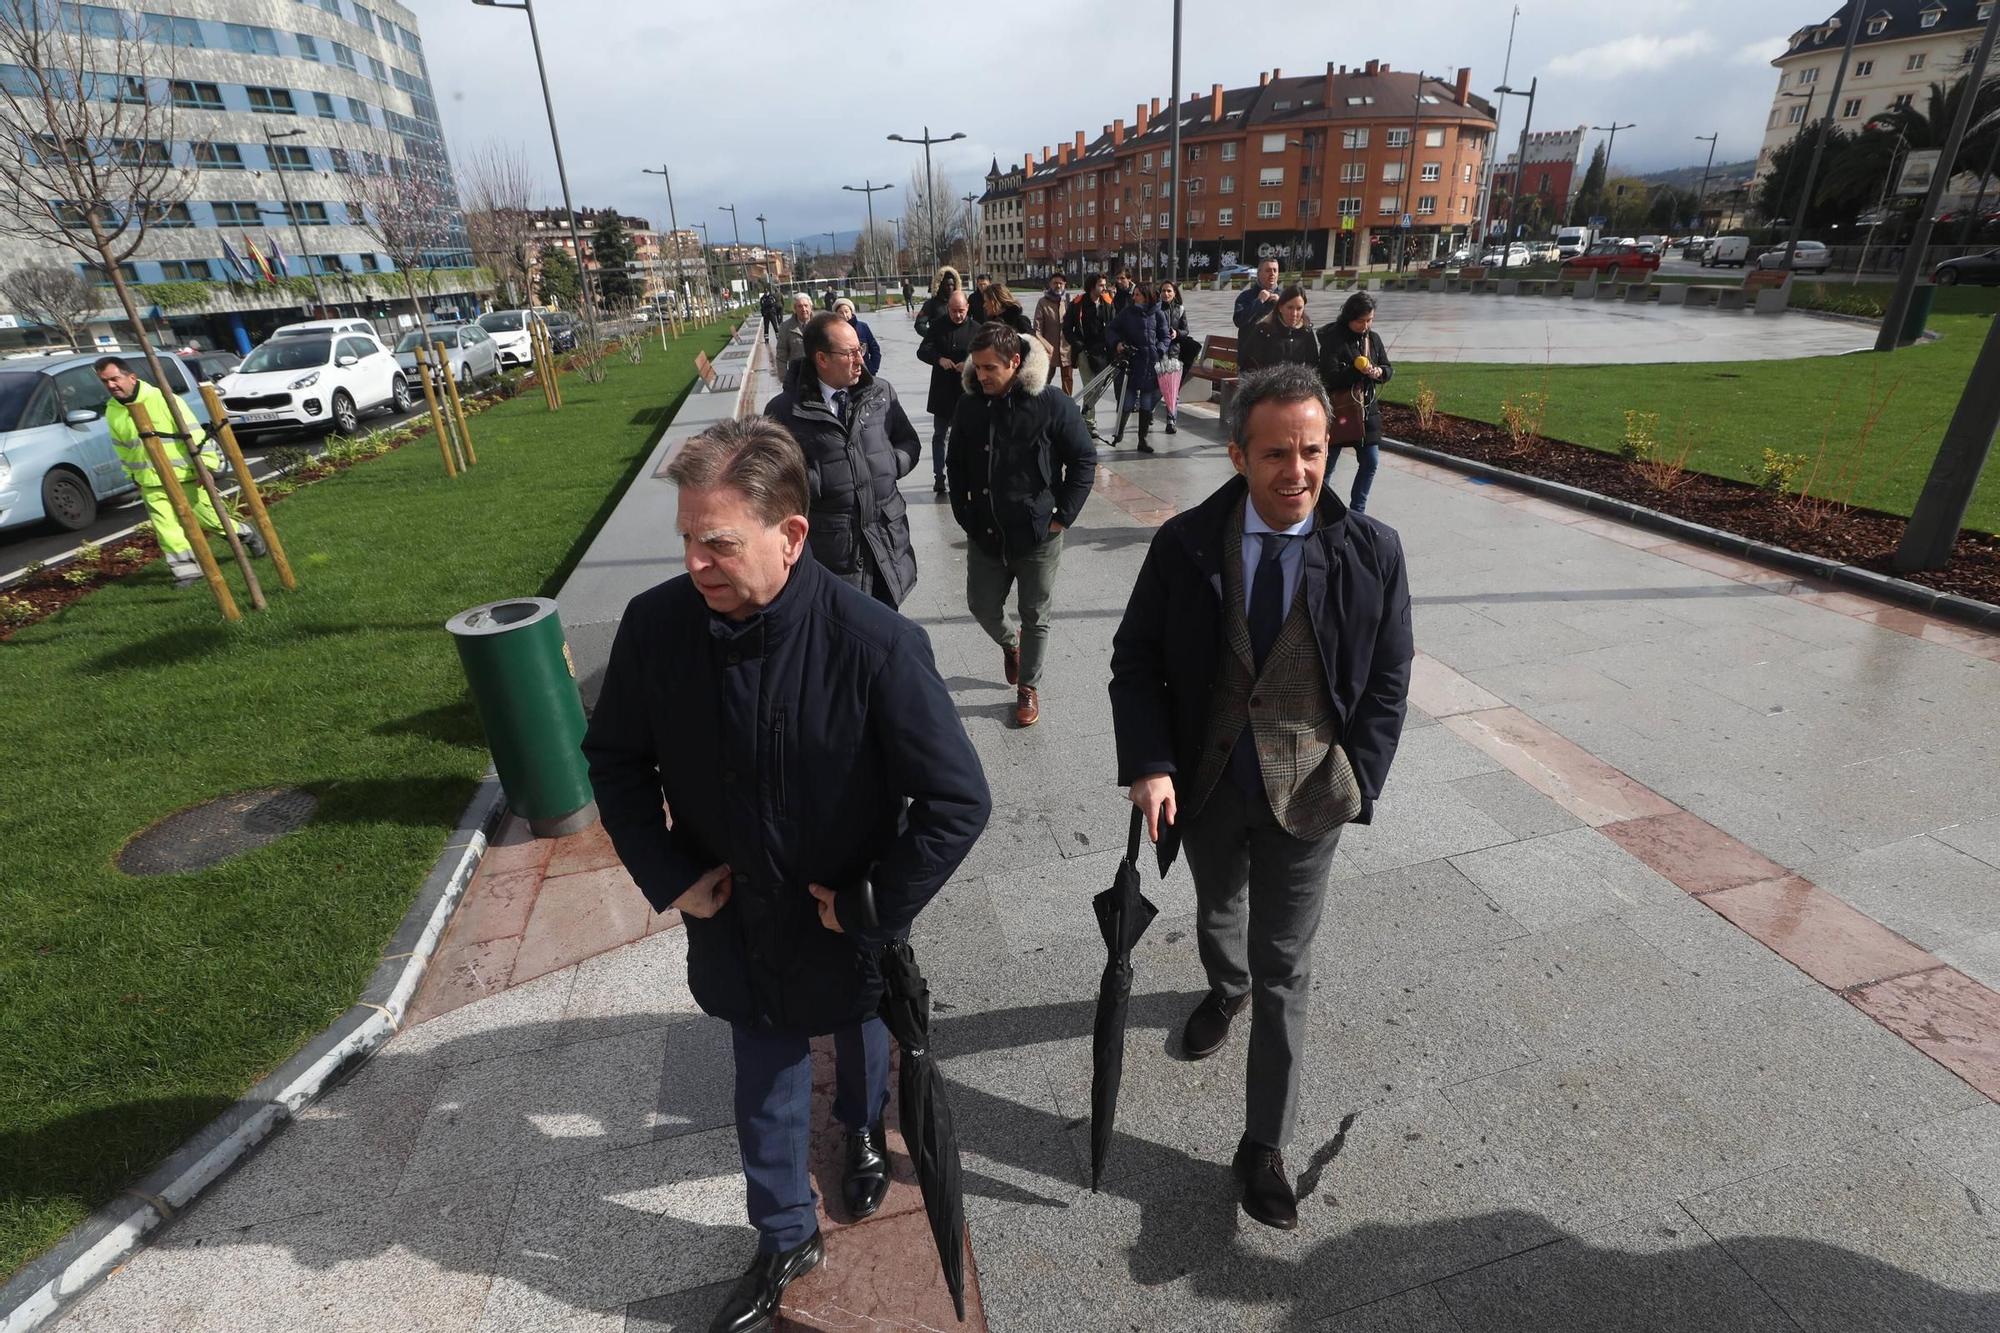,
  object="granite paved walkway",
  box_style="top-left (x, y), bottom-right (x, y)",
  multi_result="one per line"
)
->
top-left (56, 297), bottom-right (2000, 1332)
